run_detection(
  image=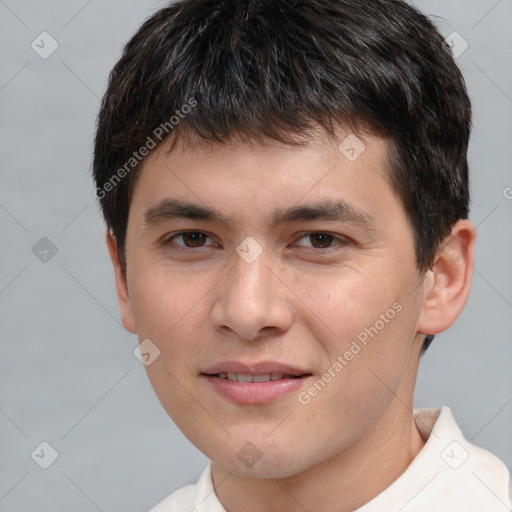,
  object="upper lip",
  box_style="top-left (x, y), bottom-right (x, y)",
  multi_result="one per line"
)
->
top-left (202, 361), bottom-right (311, 376)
